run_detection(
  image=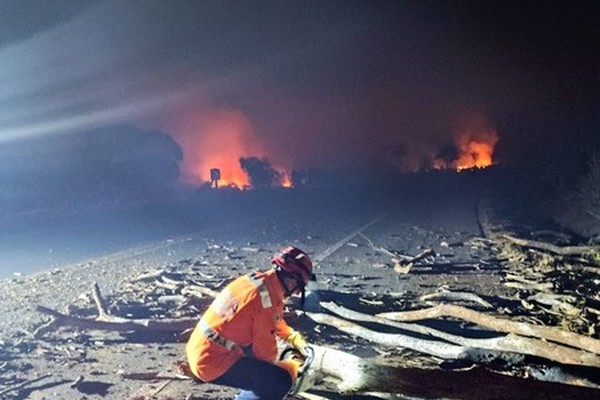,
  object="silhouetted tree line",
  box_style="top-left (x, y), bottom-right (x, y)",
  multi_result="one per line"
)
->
top-left (239, 157), bottom-right (284, 189)
top-left (0, 125), bottom-right (182, 213)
